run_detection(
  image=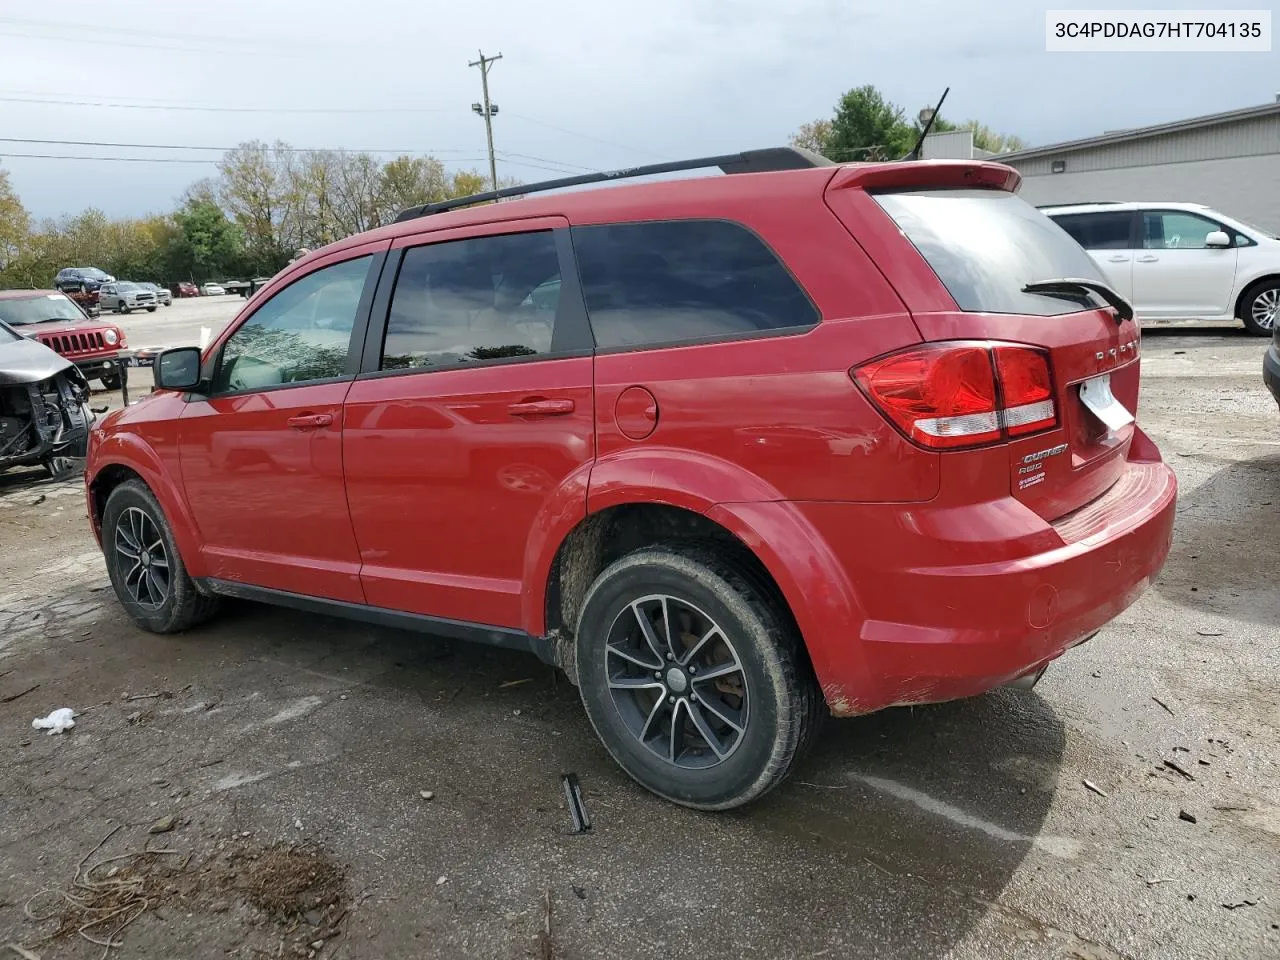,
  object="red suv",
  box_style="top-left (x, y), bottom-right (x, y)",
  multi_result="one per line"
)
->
top-left (83, 150), bottom-right (1177, 809)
